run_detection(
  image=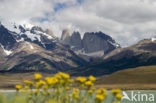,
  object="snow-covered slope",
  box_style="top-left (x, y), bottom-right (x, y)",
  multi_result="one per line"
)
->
top-left (0, 44), bottom-right (12, 55)
top-left (0, 20), bottom-right (88, 72)
top-left (0, 20), bottom-right (57, 50)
